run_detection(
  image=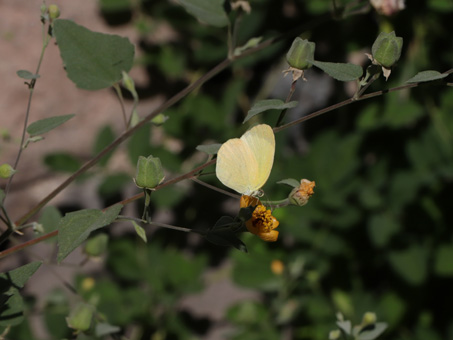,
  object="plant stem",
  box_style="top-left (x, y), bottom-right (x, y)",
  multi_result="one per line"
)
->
top-left (276, 79), bottom-right (298, 127)
top-left (117, 215), bottom-right (196, 234)
top-left (113, 83), bottom-right (128, 129)
top-left (191, 177), bottom-right (239, 199)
